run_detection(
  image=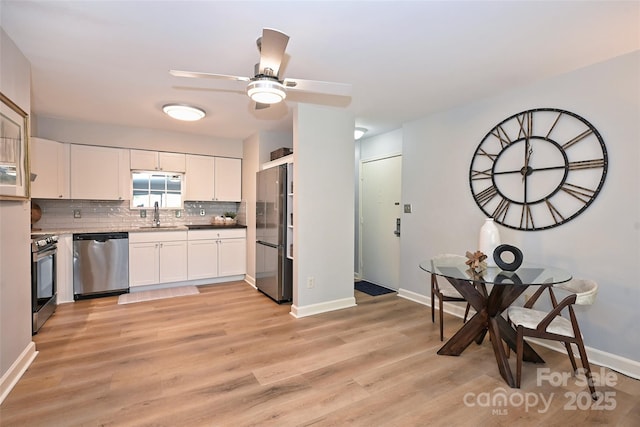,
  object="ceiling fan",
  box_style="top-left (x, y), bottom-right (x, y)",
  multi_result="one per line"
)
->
top-left (170, 28), bottom-right (352, 109)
